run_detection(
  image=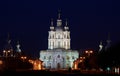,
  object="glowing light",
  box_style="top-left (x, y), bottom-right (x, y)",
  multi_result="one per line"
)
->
top-left (90, 50), bottom-right (93, 53)
top-left (80, 56), bottom-right (85, 59)
top-left (85, 50), bottom-right (93, 56)
top-left (85, 50), bottom-right (88, 53)
top-left (29, 59), bottom-right (34, 64)
top-left (115, 67), bottom-right (119, 74)
top-left (33, 60), bottom-right (43, 70)
top-left (38, 64), bottom-right (41, 70)
top-left (107, 67), bottom-right (110, 71)
top-left (21, 56), bottom-right (27, 61)
top-left (0, 60), bottom-right (3, 64)
top-left (3, 50), bottom-right (5, 53)
top-left (80, 57), bottom-right (82, 59)
top-left (74, 62), bottom-right (77, 69)
top-left (8, 50), bottom-right (10, 53)
top-left (80, 60), bottom-right (82, 62)
top-left (83, 57), bottom-right (85, 59)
